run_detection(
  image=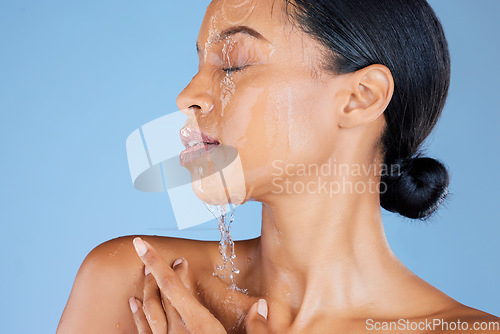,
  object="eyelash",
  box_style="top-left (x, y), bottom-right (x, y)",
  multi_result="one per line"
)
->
top-left (222, 66), bottom-right (247, 75)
